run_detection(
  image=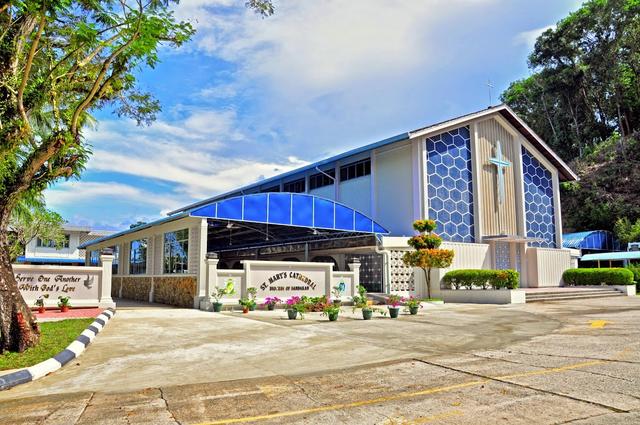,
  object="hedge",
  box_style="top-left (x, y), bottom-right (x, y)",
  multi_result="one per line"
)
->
top-left (562, 268), bottom-right (634, 286)
top-left (443, 269), bottom-right (519, 290)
